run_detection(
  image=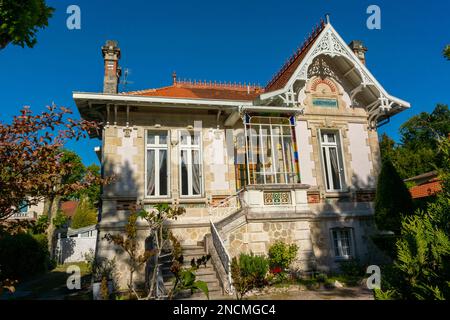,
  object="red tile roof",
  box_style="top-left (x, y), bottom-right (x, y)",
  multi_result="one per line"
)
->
top-left (124, 80), bottom-right (264, 101)
top-left (60, 200), bottom-right (79, 218)
top-left (409, 180), bottom-right (442, 199)
top-left (264, 20), bottom-right (326, 92)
